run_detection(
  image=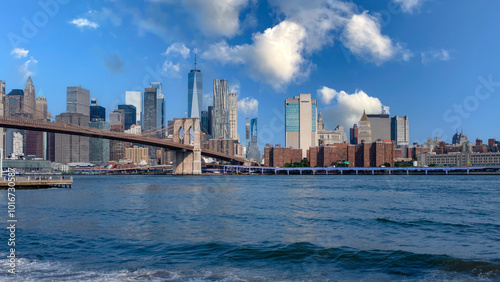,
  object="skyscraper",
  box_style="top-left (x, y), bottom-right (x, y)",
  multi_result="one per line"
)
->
top-left (118, 104), bottom-right (137, 130)
top-left (35, 97), bottom-right (49, 120)
top-left (55, 113), bottom-right (89, 163)
top-left (201, 110), bottom-right (210, 135)
top-left (143, 88), bottom-right (157, 133)
top-left (156, 94), bottom-right (165, 137)
top-left (90, 98), bottom-right (106, 122)
top-left (212, 79), bottom-right (230, 140)
top-left (247, 118), bottom-right (261, 163)
top-left (188, 57), bottom-right (203, 118)
top-left (89, 121), bottom-right (110, 164)
top-left (357, 111), bottom-right (372, 144)
top-left (246, 118), bottom-right (250, 140)
top-left (109, 109), bottom-right (125, 161)
top-left (350, 124), bottom-right (358, 145)
top-left (125, 91), bottom-right (142, 125)
top-left (5, 89), bottom-right (24, 158)
top-left (229, 92), bottom-right (238, 141)
top-left (367, 112), bottom-right (391, 141)
top-left (67, 86), bottom-right (90, 116)
top-left (23, 77), bottom-right (35, 117)
top-left (150, 82), bottom-right (165, 136)
top-left (391, 116), bottom-right (409, 146)
top-left (285, 93), bottom-right (317, 158)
